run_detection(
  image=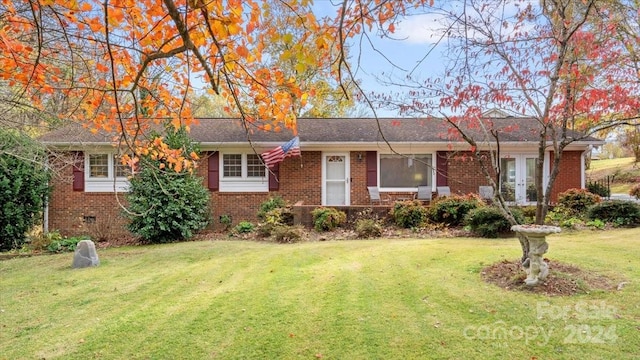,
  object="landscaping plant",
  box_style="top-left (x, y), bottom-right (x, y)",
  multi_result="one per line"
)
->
top-left (354, 218), bottom-right (383, 239)
top-left (311, 207), bottom-right (346, 232)
top-left (0, 130), bottom-right (51, 251)
top-left (126, 127), bottom-right (210, 243)
top-left (257, 196), bottom-right (287, 220)
top-left (556, 188), bottom-right (601, 215)
top-left (390, 200), bottom-right (428, 229)
top-left (464, 206), bottom-right (523, 238)
top-left (587, 200), bottom-right (640, 227)
top-left (271, 225), bottom-right (304, 243)
top-left (428, 194), bottom-right (483, 227)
